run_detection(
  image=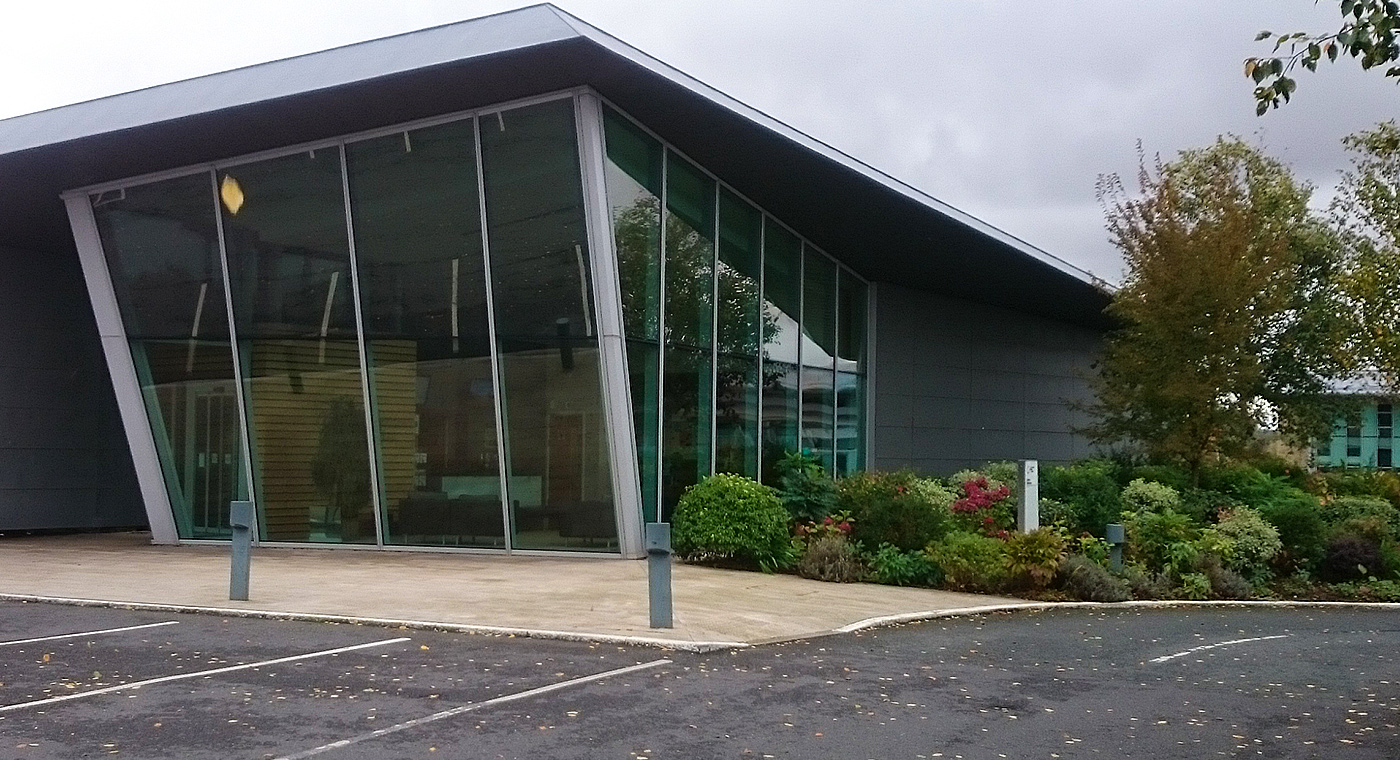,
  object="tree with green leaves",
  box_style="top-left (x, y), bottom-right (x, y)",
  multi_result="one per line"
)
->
top-left (1090, 137), bottom-right (1354, 478)
top-left (1334, 121), bottom-right (1400, 384)
top-left (1248, 1), bottom-right (1400, 114)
